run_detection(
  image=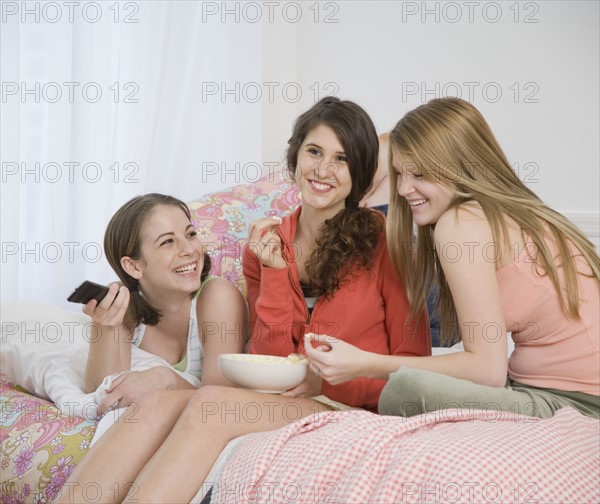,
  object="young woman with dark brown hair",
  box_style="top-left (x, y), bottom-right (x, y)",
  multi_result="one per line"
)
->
top-left (244, 97), bottom-right (430, 409)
